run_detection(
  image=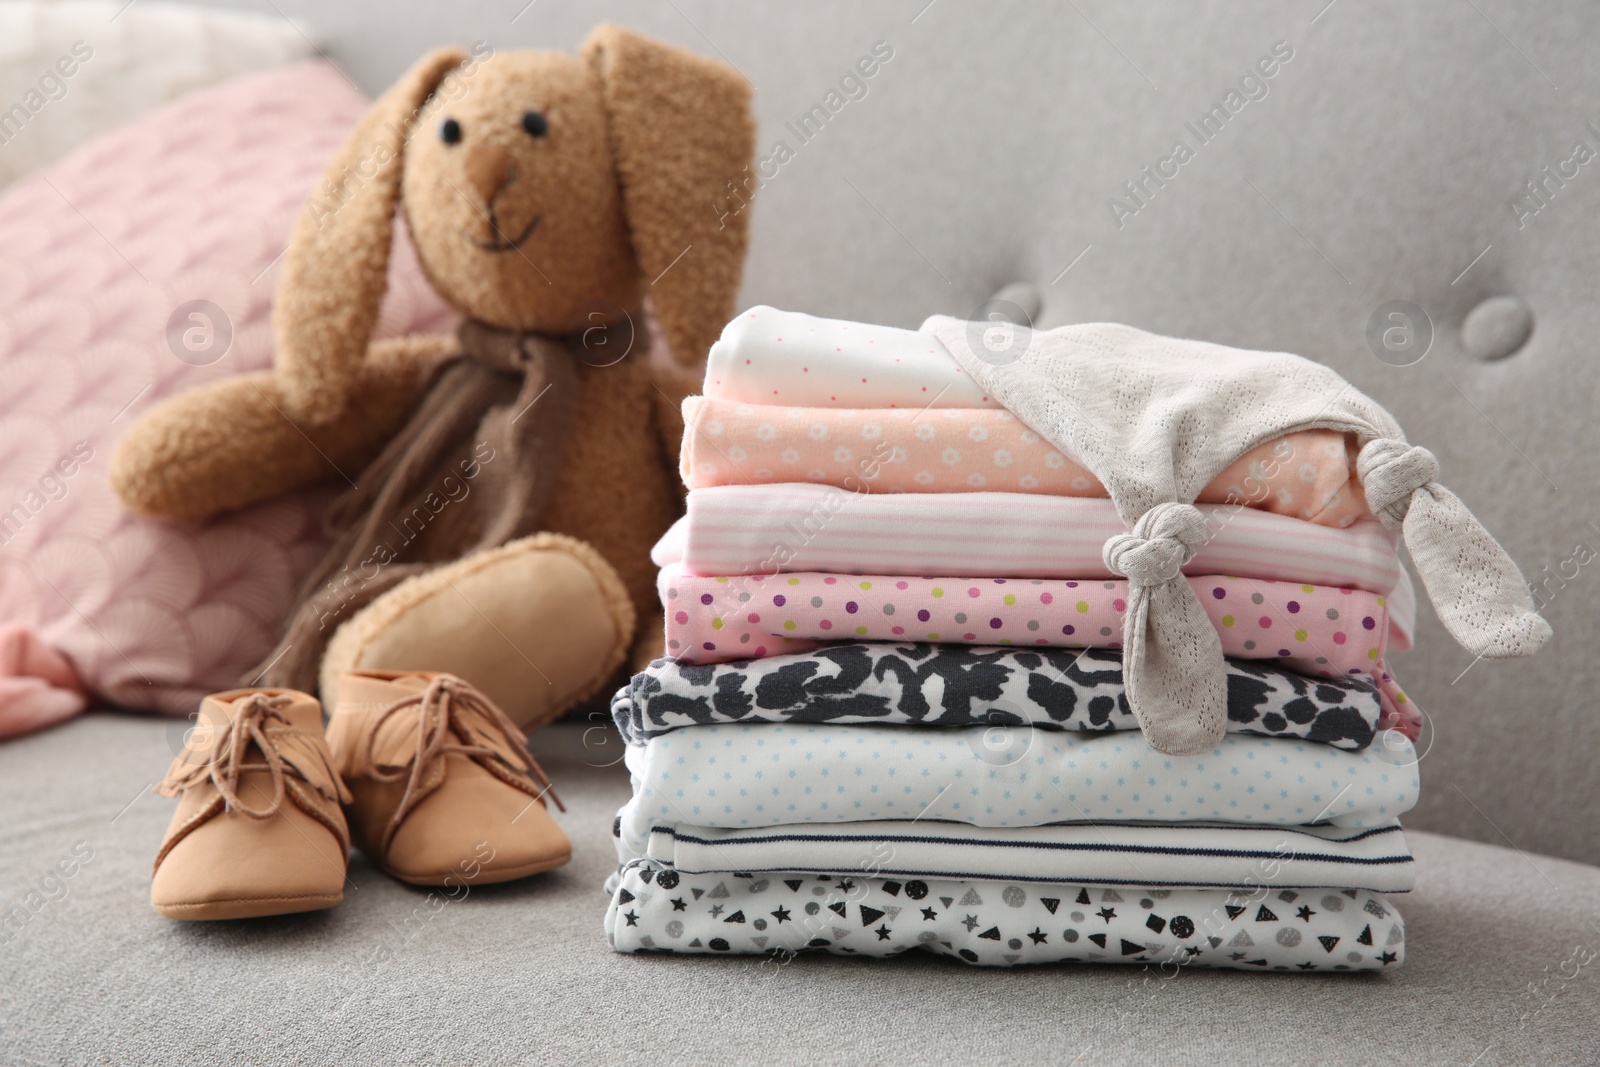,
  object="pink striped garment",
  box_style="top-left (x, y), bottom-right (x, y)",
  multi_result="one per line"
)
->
top-left (655, 485), bottom-right (1417, 638)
